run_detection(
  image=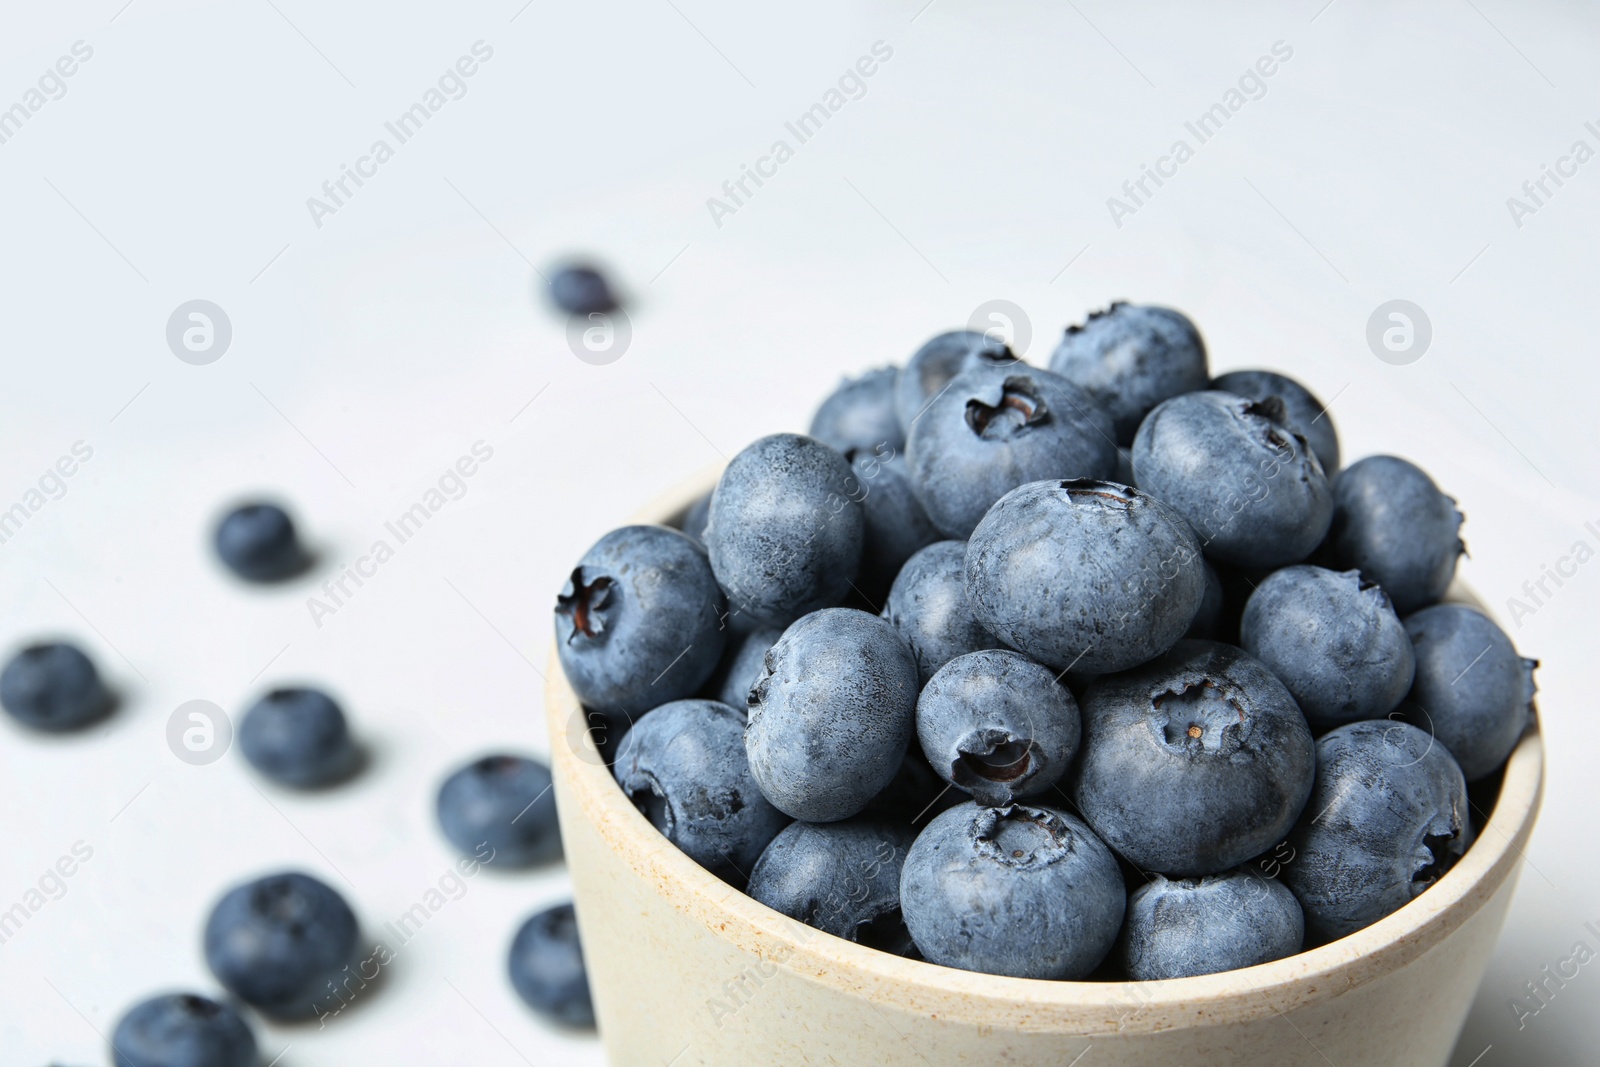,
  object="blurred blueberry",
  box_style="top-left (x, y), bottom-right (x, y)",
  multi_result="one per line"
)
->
top-left (893, 330), bottom-right (1019, 432)
top-left (748, 817), bottom-right (915, 951)
top-left (849, 448), bottom-right (939, 605)
top-left (916, 649), bottom-right (1080, 807)
top-left (680, 490), bottom-right (712, 543)
top-left (111, 993), bottom-right (256, 1067)
top-left (1240, 566), bottom-right (1414, 733)
top-left (966, 480), bottom-right (1205, 675)
top-left (555, 525), bottom-right (726, 717)
top-left (701, 625), bottom-right (783, 710)
top-left (239, 687), bottom-right (357, 787)
top-left (615, 699), bottom-right (788, 882)
top-left (437, 755), bottom-right (560, 867)
top-left (1073, 640), bottom-right (1316, 876)
top-left (214, 502), bottom-right (306, 582)
top-left (704, 434), bottom-right (864, 628)
top-left (203, 871), bottom-right (359, 1019)
top-left (906, 367), bottom-right (1118, 538)
top-left (508, 902), bottom-right (594, 1028)
top-left (1133, 391), bottom-right (1332, 568)
top-left (1049, 303), bottom-right (1209, 444)
top-left (810, 367), bottom-right (905, 455)
top-left (885, 540), bottom-right (1005, 684)
top-left (1284, 720), bottom-right (1471, 940)
top-left (1403, 603), bottom-right (1536, 781)
top-left (1328, 455), bottom-right (1465, 614)
top-left (746, 609), bottom-right (919, 823)
top-left (1118, 869), bottom-right (1303, 979)
top-left (900, 802), bottom-right (1124, 979)
top-left (548, 265), bottom-right (618, 315)
top-left (1212, 368), bottom-right (1340, 473)
top-left (0, 641), bottom-right (110, 731)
